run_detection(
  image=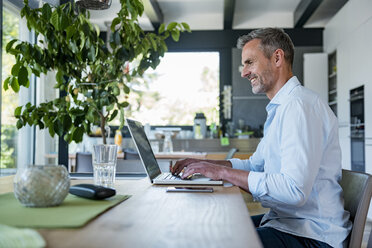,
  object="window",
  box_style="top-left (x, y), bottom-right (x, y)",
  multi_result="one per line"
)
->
top-left (114, 52), bottom-right (220, 126)
top-left (1, 1), bottom-right (34, 175)
top-left (1, 5), bottom-right (20, 175)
